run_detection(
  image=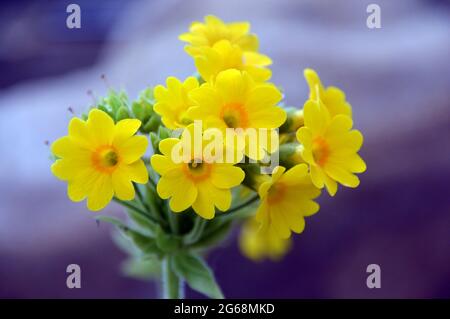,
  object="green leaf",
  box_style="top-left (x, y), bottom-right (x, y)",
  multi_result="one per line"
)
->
top-left (172, 252), bottom-right (224, 299)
